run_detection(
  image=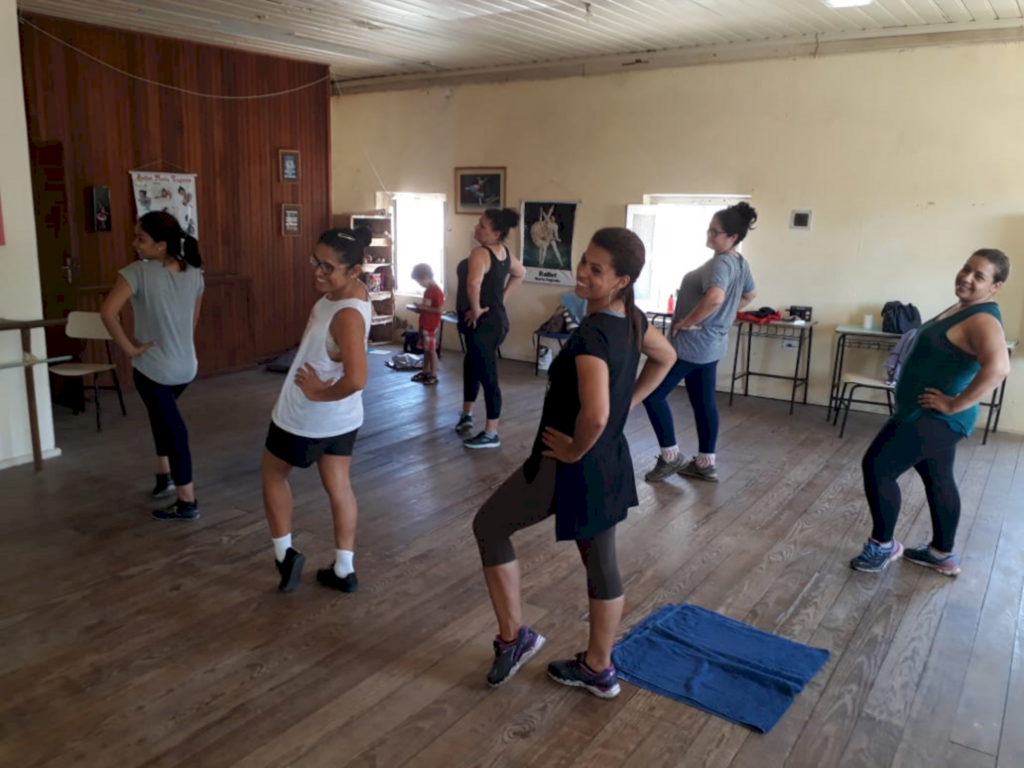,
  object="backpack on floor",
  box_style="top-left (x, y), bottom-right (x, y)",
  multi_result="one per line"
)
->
top-left (881, 302), bottom-right (922, 334)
